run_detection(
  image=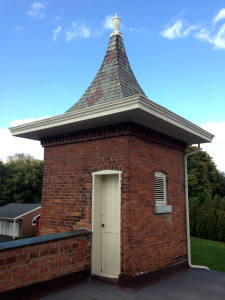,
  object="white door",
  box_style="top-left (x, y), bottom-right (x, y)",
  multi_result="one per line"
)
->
top-left (101, 175), bottom-right (120, 277)
top-left (92, 172), bottom-right (121, 278)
